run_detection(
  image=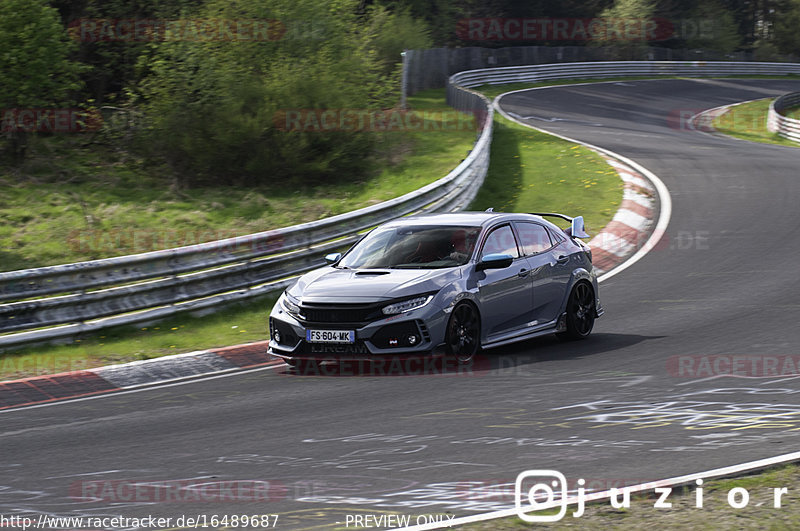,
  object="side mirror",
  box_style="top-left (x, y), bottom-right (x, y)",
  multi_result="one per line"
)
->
top-left (325, 252), bottom-right (342, 265)
top-left (476, 253), bottom-right (514, 271)
top-left (570, 216), bottom-right (589, 239)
